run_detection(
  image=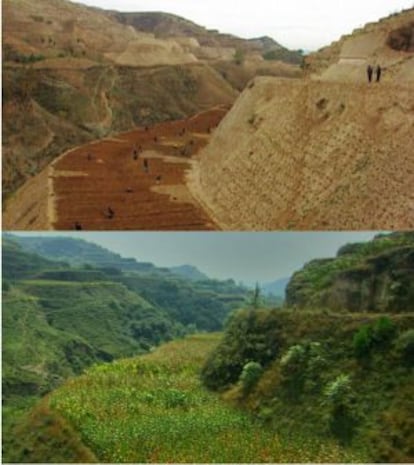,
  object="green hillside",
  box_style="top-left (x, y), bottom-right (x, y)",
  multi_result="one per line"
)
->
top-left (2, 236), bottom-right (249, 462)
top-left (201, 309), bottom-right (414, 462)
top-left (286, 232), bottom-right (414, 311)
top-left (7, 234), bottom-right (167, 274)
top-left (201, 233), bottom-right (414, 462)
top-left (6, 334), bottom-right (363, 463)
top-left (8, 234), bottom-right (249, 331)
